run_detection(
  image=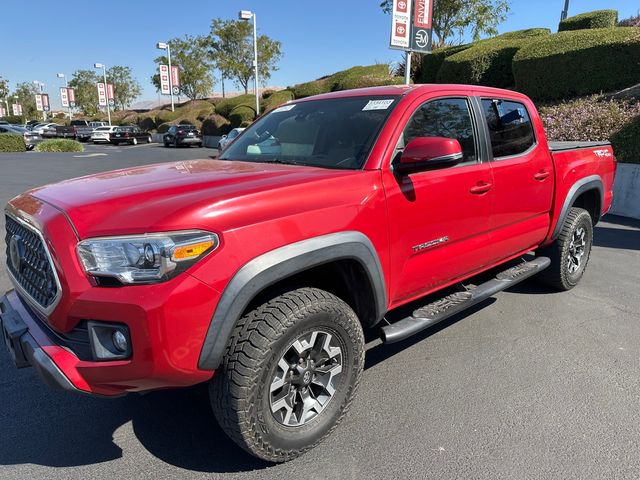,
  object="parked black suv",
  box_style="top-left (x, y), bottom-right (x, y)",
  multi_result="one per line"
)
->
top-left (163, 125), bottom-right (203, 148)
